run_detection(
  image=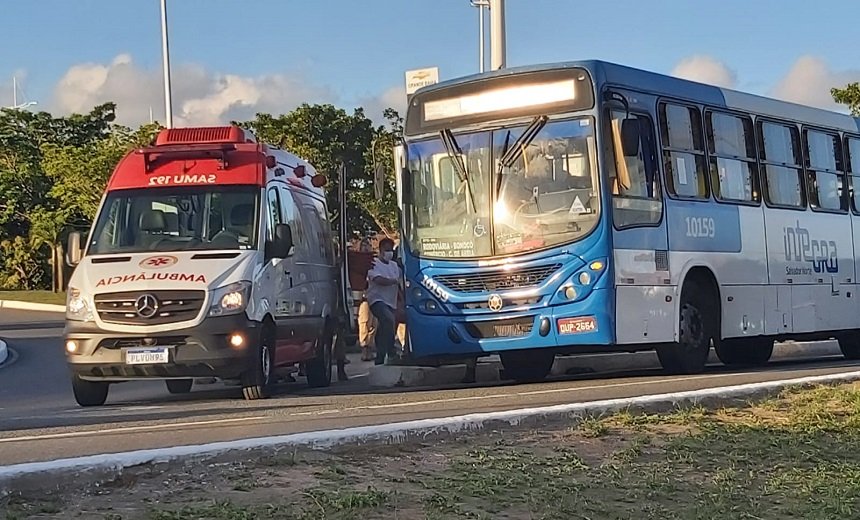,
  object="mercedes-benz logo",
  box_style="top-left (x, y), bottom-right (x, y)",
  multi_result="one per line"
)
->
top-left (487, 294), bottom-right (504, 312)
top-left (135, 294), bottom-right (160, 319)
